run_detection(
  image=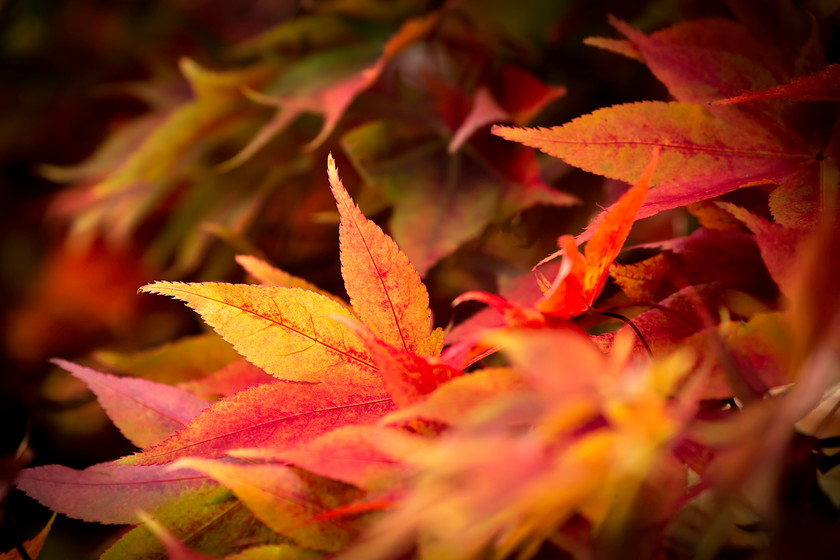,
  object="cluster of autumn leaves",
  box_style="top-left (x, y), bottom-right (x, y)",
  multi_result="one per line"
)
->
top-left (9, 3), bottom-right (840, 560)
